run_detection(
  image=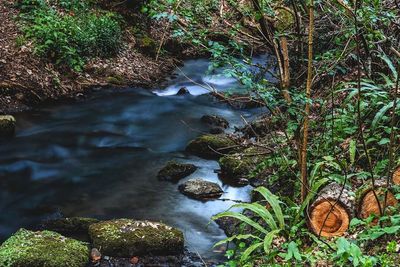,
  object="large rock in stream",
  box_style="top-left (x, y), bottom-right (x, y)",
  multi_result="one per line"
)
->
top-left (219, 146), bottom-right (269, 184)
top-left (0, 229), bottom-right (89, 267)
top-left (157, 161), bottom-right (197, 182)
top-left (88, 219), bottom-right (184, 257)
top-left (178, 178), bottom-right (223, 200)
top-left (0, 115), bottom-right (16, 137)
top-left (41, 217), bottom-right (99, 237)
top-left (186, 134), bottom-right (237, 159)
